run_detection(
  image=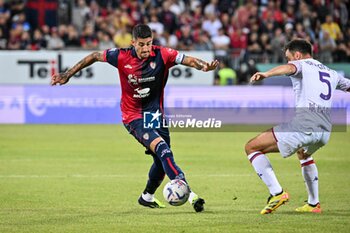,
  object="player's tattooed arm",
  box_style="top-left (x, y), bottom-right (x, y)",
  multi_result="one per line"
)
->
top-left (250, 64), bottom-right (296, 83)
top-left (51, 51), bottom-right (104, 86)
top-left (182, 56), bottom-right (219, 72)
